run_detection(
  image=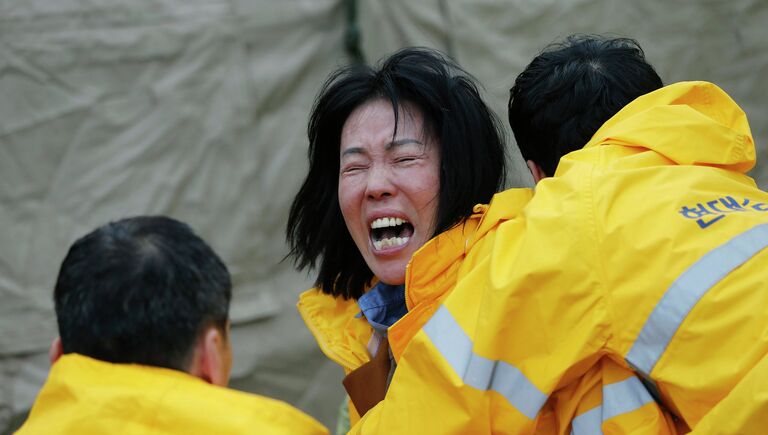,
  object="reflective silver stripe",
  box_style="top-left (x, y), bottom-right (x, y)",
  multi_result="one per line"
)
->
top-left (423, 305), bottom-right (548, 420)
top-left (627, 223), bottom-right (768, 375)
top-left (570, 376), bottom-right (655, 435)
top-left (603, 376), bottom-right (654, 420)
top-left (571, 406), bottom-right (602, 435)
